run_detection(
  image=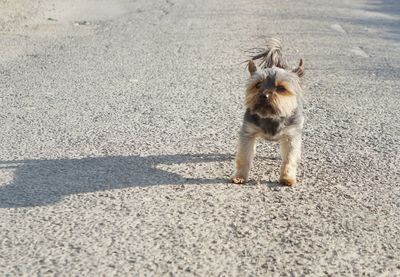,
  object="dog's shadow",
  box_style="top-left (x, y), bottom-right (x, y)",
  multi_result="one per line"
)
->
top-left (0, 154), bottom-right (235, 208)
